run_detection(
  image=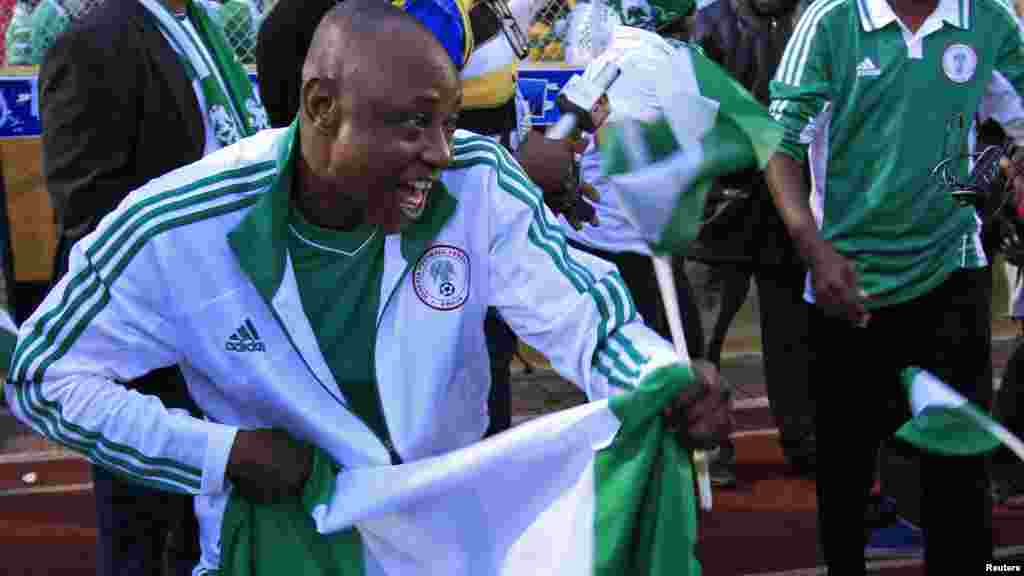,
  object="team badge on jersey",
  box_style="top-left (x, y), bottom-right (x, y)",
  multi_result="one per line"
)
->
top-left (413, 244), bottom-right (471, 310)
top-left (942, 43), bottom-right (977, 84)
